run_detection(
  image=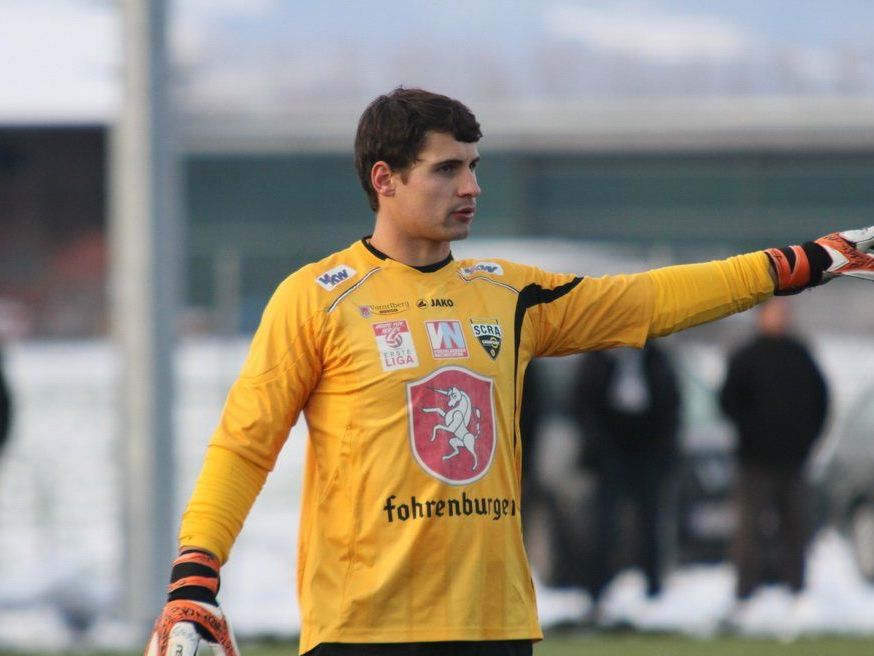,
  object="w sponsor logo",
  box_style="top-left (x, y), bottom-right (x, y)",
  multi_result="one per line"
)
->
top-left (315, 264), bottom-right (356, 290)
top-left (461, 262), bottom-right (504, 276)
